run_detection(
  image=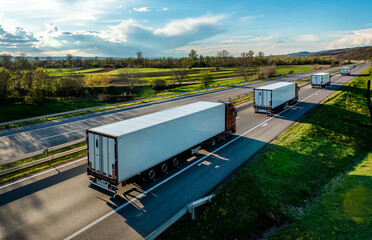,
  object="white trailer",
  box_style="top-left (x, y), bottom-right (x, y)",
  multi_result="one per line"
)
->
top-left (254, 82), bottom-right (299, 114)
top-left (87, 101), bottom-right (237, 196)
top-left (311, 72), bottom-right (330, 88)
top-left (341, 67), bottom-right (351, 76)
